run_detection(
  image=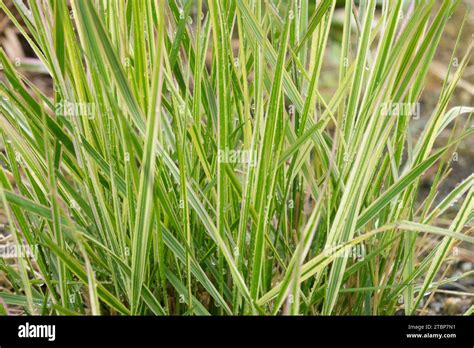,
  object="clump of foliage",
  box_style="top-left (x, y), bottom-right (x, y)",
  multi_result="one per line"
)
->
top-left (0, 0), bottom-right (472, 315)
